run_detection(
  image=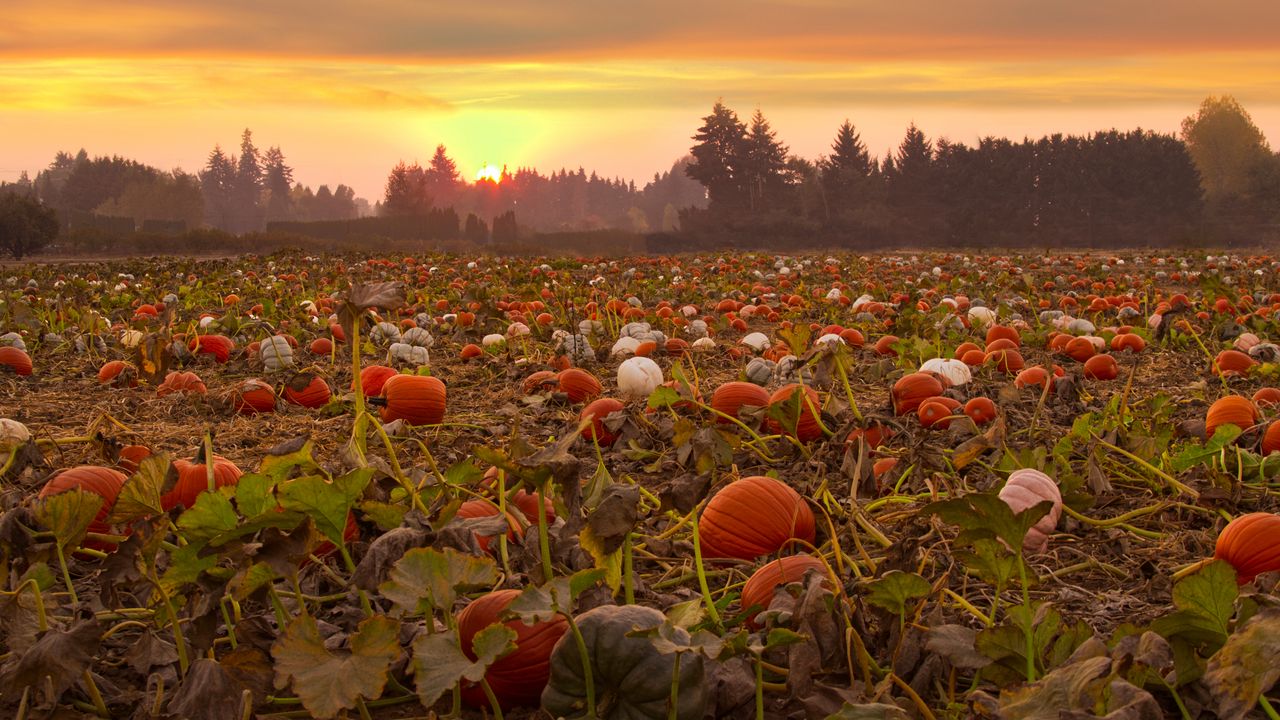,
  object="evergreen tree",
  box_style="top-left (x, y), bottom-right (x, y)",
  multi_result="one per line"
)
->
top-left (262, 146), bottom-right (294, 222)
top-left (742, 109), bottom-right (790, 211)
top-left (425, 144), bottom-right (462, 207)
top-left (232, 129), bottom-right (264, 232)
top-left (0, 193), bottom-right (58, 259)
top-left (382, 161), bottom-right (431, 216)
top-left (888, 123), bottom-right (934, 211)
top-left (686, 101), bottom-right (749, 210)
top-left (822, 120), bottom-right (876, 212)
top-left (199, 146), bottom-right (236, 230)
